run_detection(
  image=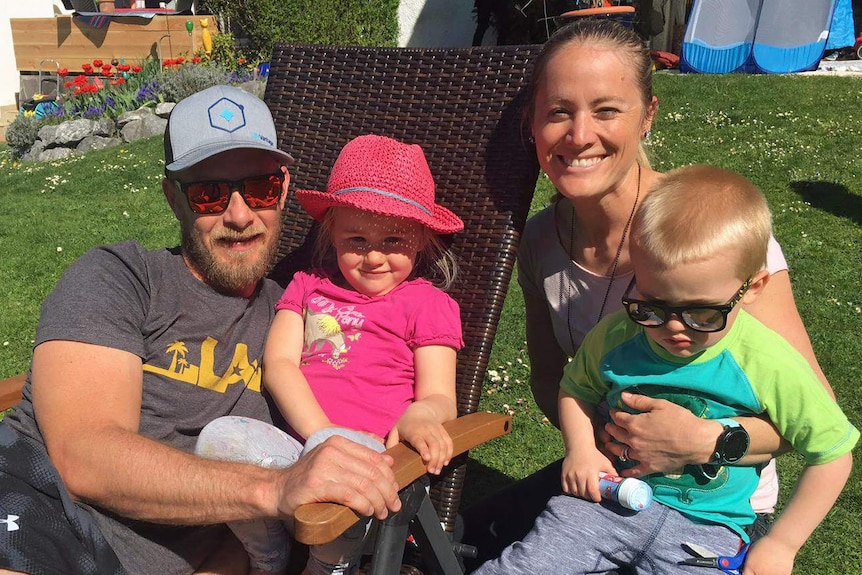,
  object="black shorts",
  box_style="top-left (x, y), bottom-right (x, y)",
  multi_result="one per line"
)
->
top-left (0, 422), bottom-right (126, 575)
